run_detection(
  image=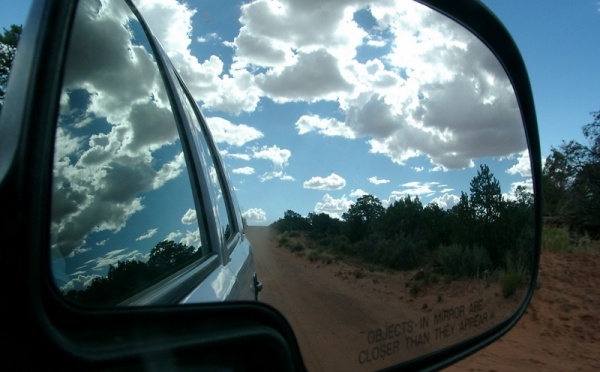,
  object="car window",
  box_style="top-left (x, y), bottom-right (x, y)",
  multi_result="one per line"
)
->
top-left (174, 77), bottom-right (236, 249)
top-left (50, 0), bottom-right (208, 307)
